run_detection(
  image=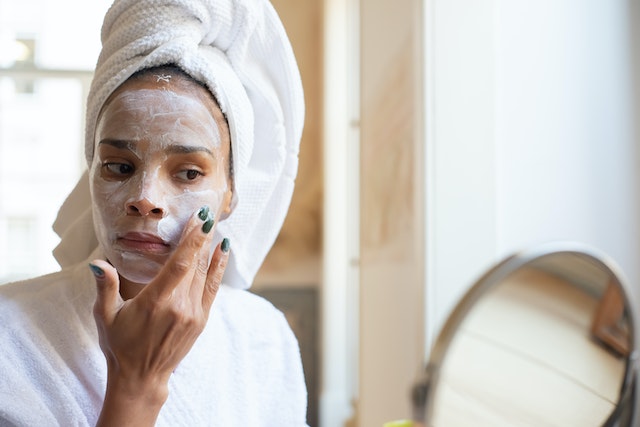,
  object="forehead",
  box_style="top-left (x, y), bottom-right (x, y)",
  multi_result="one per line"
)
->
top-left (100, 70), bottom-right (225, 126)
top-left (95, 71), bottom-right (232, 153)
